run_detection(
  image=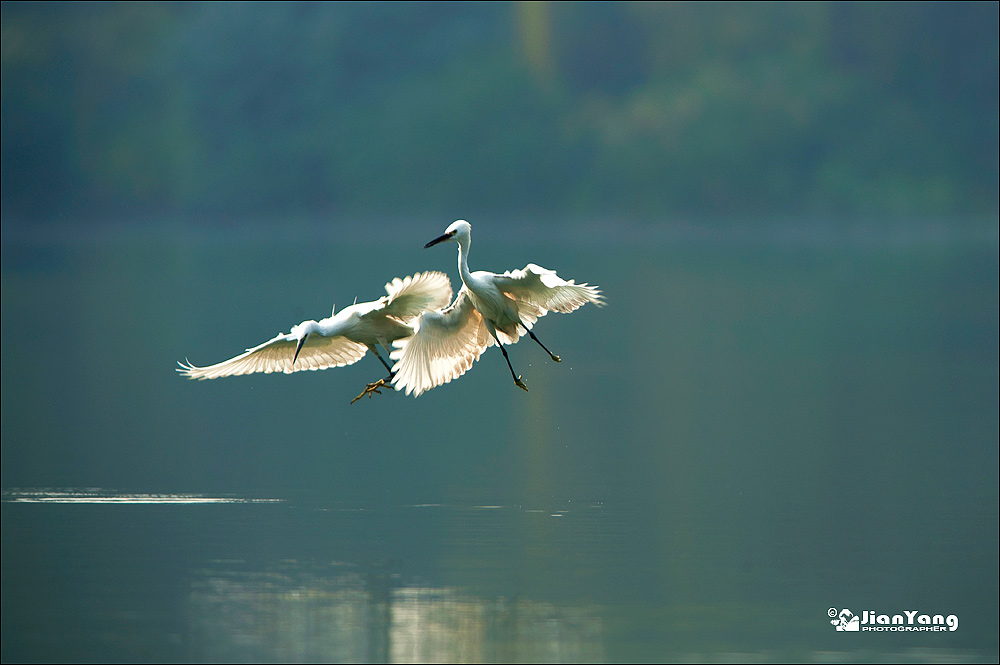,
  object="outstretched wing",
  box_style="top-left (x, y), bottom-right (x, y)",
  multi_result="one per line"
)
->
top-left (389, 287), bottom-right (492, 397)
top-left (178, 330), bottom-right (368, 380)
top-left (492, 263), bottom-right (604, 326)
top-left (381, 271), bottom-right (453, 321)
